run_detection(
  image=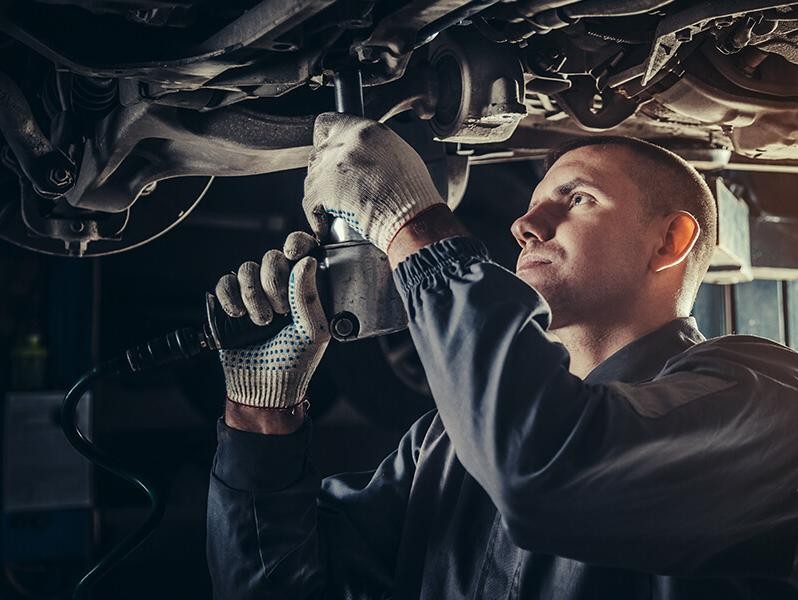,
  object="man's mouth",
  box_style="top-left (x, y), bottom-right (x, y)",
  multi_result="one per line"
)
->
top-left (517, 255), bottom-right (553, 271)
